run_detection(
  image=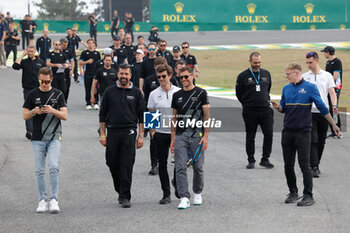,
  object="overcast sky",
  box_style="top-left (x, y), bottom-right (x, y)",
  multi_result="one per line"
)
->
top-left (0, 0), bottom-right (95, 19)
